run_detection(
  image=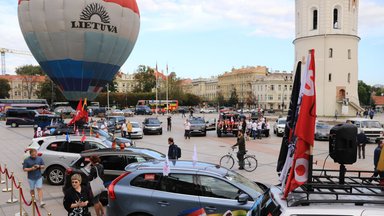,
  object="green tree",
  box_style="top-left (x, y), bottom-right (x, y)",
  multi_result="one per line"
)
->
top-left (245, 91), bottom-right (256, 108)
top-left (228, 87), bottom-right (239, 107)
top-left (36, 79), bottom-right (66, 103)
top-left (15, 65), bottom-right (44, 76)
top-left (0, 78), bottom-right (11, 98)
top-left (216, 91), bottom-right (226, 107)
top-left (133, 65), bottom-right (156, 92)
top-left (358, 80), bottom-right (372, 106)
top-left (182, 93), bottom-right (201, 106)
